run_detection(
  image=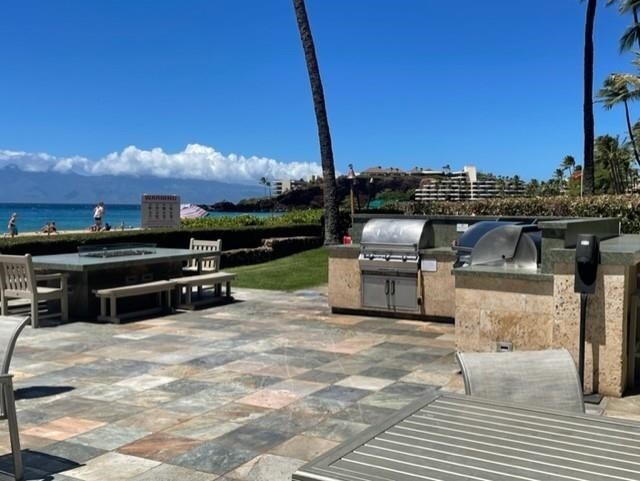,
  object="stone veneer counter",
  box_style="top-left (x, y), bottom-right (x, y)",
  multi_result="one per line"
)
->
top-left (548, 234), bottom-right (640, 265)
top-left (453, 265), bottom-right (554, 282)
